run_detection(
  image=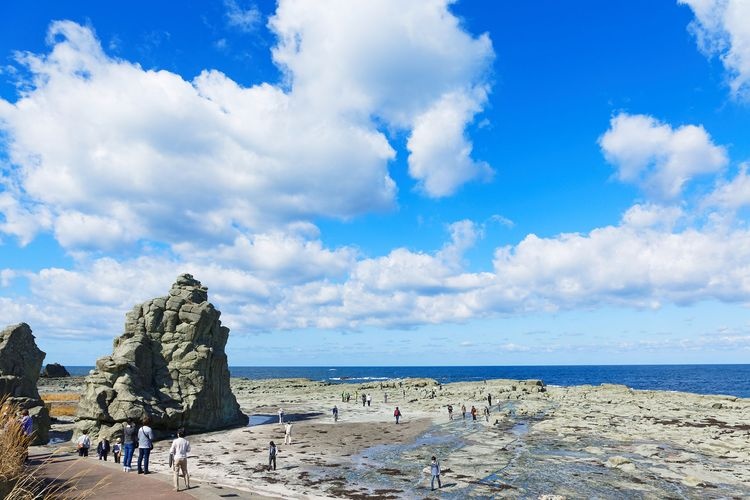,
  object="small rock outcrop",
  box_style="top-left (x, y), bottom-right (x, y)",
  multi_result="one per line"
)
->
top-left (75, 274), bottom-right (247, 440)
top-left (0, 323), bottom-right (51, 444)
top-left (40, 363), bottom-right (71, 378)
